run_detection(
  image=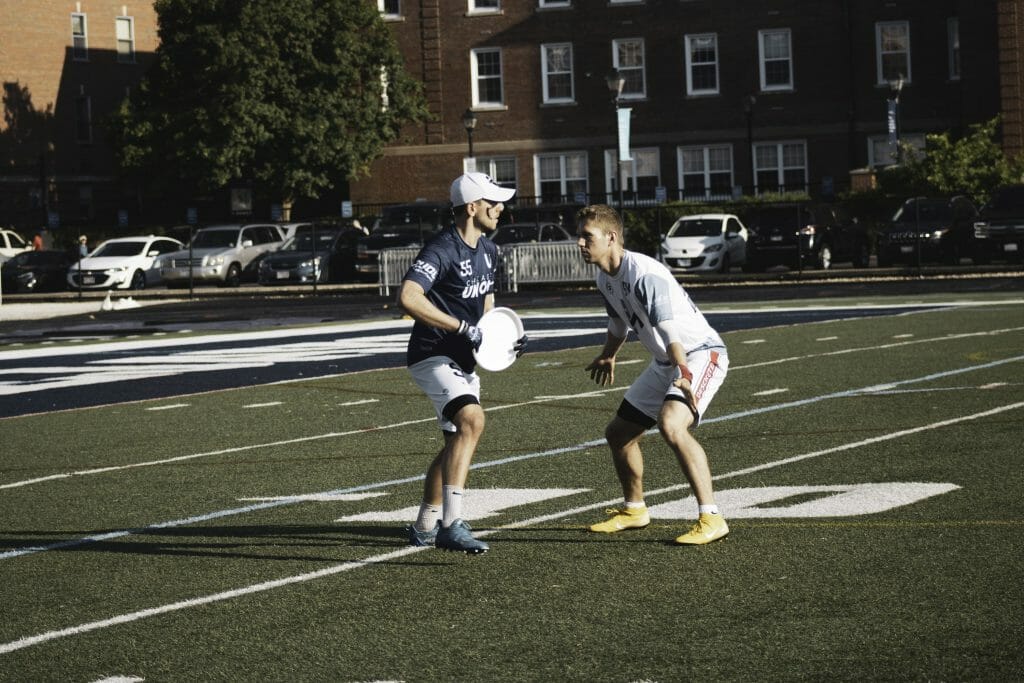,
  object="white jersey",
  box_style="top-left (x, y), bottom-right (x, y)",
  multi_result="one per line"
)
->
top-left (597, 250), bottom-right (724, 362)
